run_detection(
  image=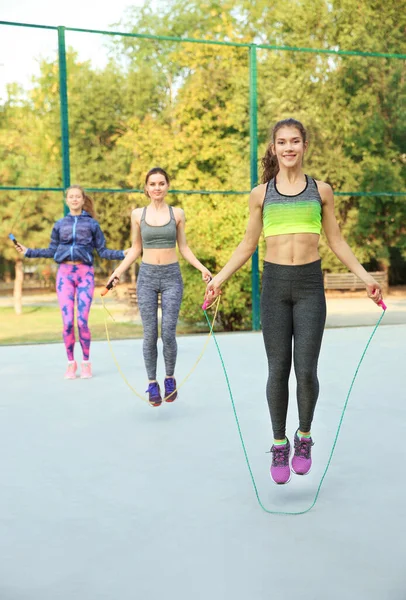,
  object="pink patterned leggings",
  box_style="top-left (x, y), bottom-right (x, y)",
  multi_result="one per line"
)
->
top-left (56, 264), bottom-right (95, 361)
